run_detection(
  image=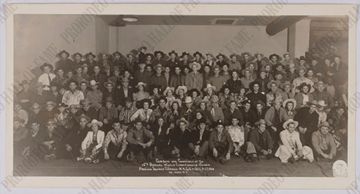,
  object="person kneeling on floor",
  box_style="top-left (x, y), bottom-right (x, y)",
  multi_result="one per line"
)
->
top-left (78, 119), bottom-right (105, 164)
top-left (103, 121), bottom-right (128, 161)
top-left (209, 120), bottom-right (233, 164)
top-left (275, 119), bottom-right (314, 163)
top-left (226, 117), bottom-right (248, 157)
top-left (126, 119), bottom-right (154, 162)
top-left (311, 121), bottom-right (337, 161)
top-left (245, 119), bottom-right (274, 162)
